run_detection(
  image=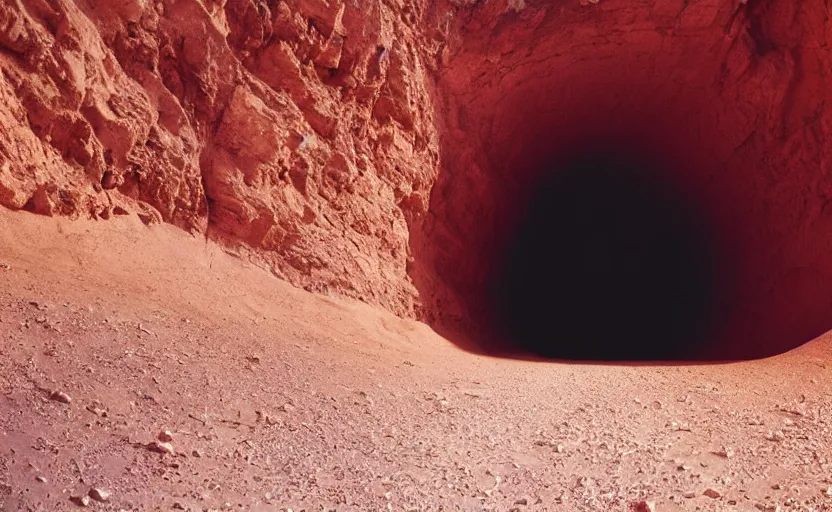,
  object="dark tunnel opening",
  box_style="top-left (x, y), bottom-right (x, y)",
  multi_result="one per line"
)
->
top-left (489, 148), bottom-right (726, 361)
top-left (416, 81), bottom-right (832, 362)
top-left (412, 0), bottom-right (832, 364)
